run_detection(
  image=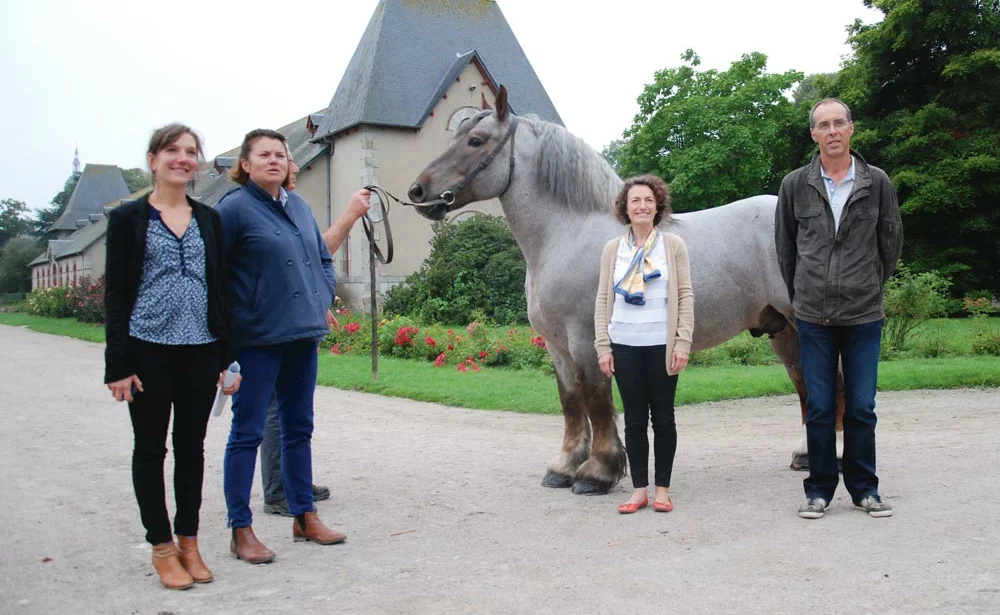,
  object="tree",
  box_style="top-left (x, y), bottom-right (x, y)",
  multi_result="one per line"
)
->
top-left (33, 174), bottom-right (80, 236)
top-left (0, 237), bottom-right (41, 293)
top-left (831, 0), bottom-right (1000, 295)
top-left (121, 168), bottom-right (151, 194)
top-left (383, 215), bottom-right (528, 324)
top-left (599, 139), bottom-right (626, 176)
top-left (0, 198), bottom-right (32, 246)
top-left (616, 50), bottom-right (803, 212)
